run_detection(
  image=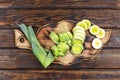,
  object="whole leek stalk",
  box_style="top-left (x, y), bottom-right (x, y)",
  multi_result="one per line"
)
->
top-left (17, 24), bottom-right (55, 68)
